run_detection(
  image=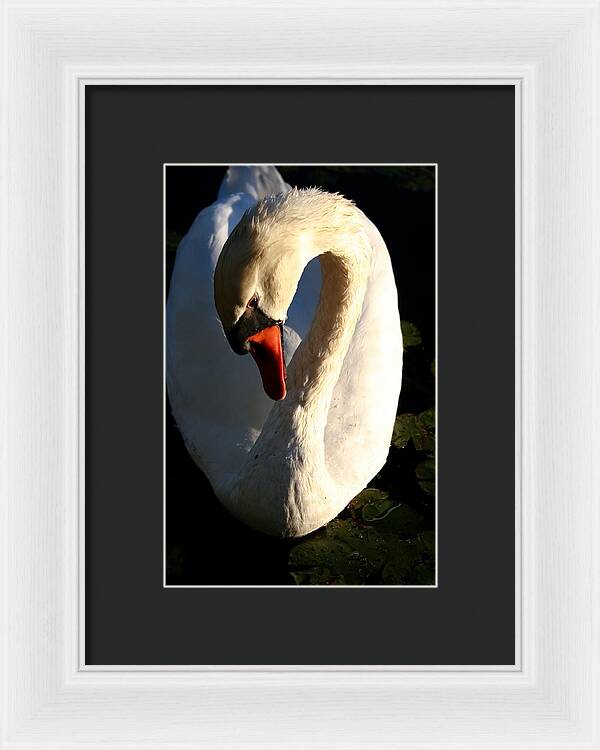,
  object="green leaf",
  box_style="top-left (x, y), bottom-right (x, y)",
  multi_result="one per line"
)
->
top-left (289, 536), bottom-right (349, 570)
top-left (392, 412), bottom-right (434, 452)
top-left (412, 563), bottom-right (436, 585)
top-left (401, 320), bottom-right (422, 350)
top-left (415, 531), bottom-right (435, 555)
top-left (347, 488), bottom-right (389, 520)
top-left (289, 568), bottom-right (336, 586)
top-left (381, 542), bottom-right (422, 584)
top-left (289, 522), bottom-right (383, 584)
top-left (349, 488), bottom-right (394, 523)
top-left (419, 407), bottom-right (435, 431)
top-left (369, 504), bottom-right (424, 538)
top-left (288, 511), bottom-right (435, 586)
top-left (414, 407), bottom-right (435, 452)
top-left (326, 519), bottom-right (390, 570)
top-left (288, 491), bottom-right (434, 585)
top-left (392, 414), bottom-right (417, 449)
top-left (416, 457), bottom-right (435, 496)
top-left (362, 498), bottom-right (395, 523)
